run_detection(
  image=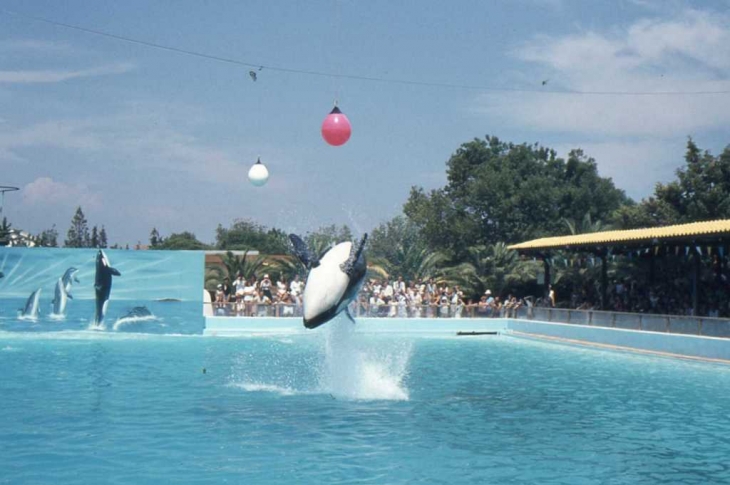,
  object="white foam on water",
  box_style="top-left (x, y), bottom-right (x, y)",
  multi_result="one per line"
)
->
top-left (228, 382), bottom-right (301, 396)
top-left (112, 315), bottom-right (159, 331)
top-left (49, 313), bottom-right (66, 321)
top-left (1, 345), bottom-right (20, 352)
top-left (318, 317), bottom-right (412, 401)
